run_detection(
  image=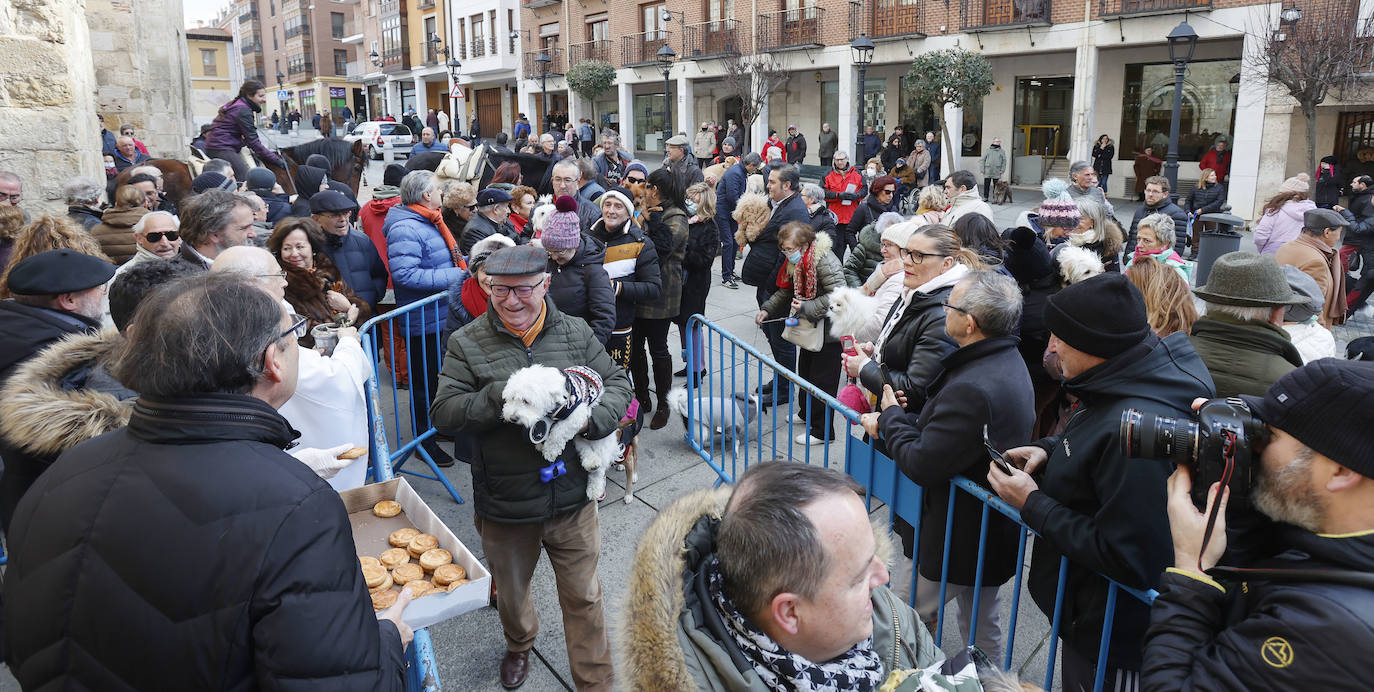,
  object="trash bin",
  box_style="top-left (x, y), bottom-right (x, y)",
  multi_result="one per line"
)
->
top-left (1194, 212), bottom-right (1245, 287)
